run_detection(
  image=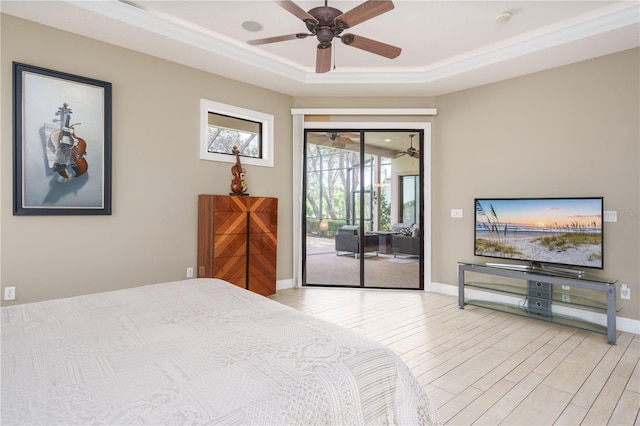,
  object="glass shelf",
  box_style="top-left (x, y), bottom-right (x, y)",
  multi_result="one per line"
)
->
top-left (464, 281), bottom-right (618, 312)
top-left (459, 261), bottom-right (617, 285)
top-left (465, 299), bottom-right (608, 335)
